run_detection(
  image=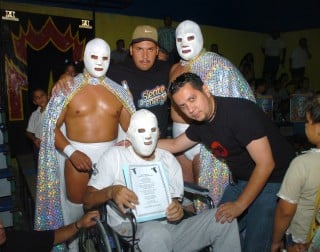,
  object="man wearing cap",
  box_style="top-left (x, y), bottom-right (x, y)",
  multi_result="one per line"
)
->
top-left (108, 25), bottom-right (171, 138)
